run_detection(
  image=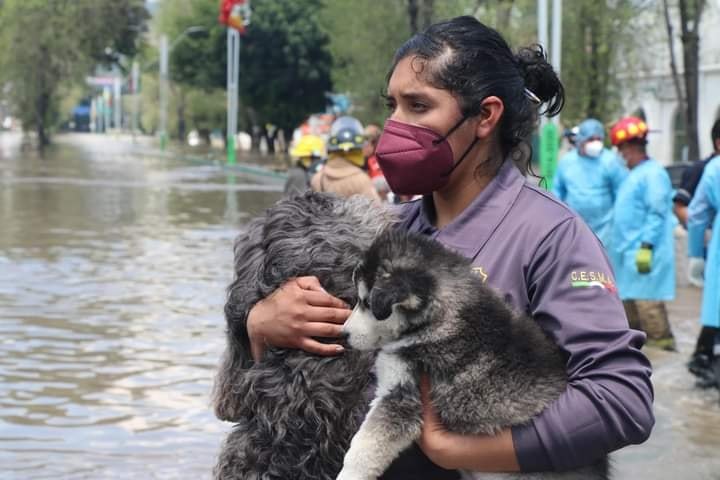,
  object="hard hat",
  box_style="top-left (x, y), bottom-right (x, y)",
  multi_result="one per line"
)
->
top-left (290, 134), bottom-right (325, 159)
top-left (327, 116), bottom-right (365, 153)
top-left (610, 116), bottom-right (648, 146)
